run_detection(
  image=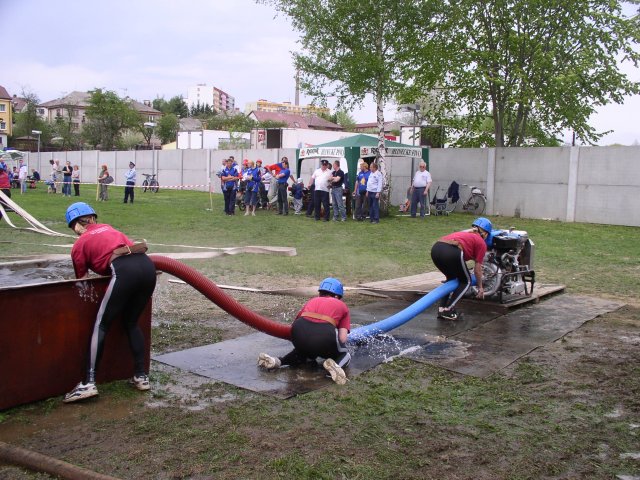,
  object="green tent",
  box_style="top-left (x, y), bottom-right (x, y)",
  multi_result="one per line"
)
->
top-left (295, 134), bottom-right (429, 191)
